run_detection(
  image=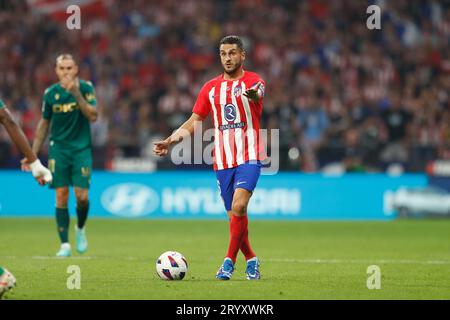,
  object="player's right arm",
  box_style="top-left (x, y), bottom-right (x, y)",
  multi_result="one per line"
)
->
top-left (153, 113), bottom-right (204, 156)
top-left (30, 118), bottom-right (50, 155)
top-left (63, 77), bottom-right (98, 122)
top-left (20, 117), bottom-right (49, 172)
top-left (153, 82), bottom-right (211, 157)
top-left (21, 92), bottom-right (51, 170)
